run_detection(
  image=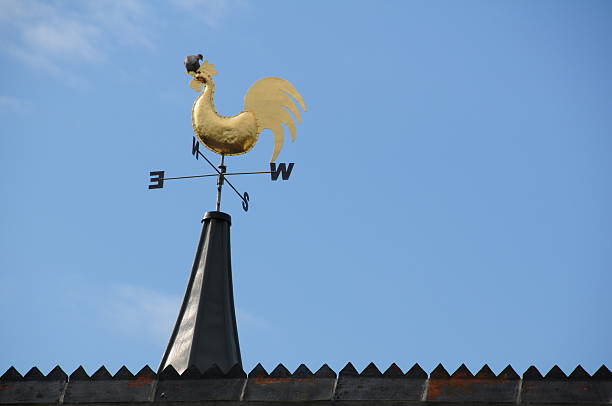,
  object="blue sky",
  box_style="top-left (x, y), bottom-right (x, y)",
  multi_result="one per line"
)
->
top-left (1, 0), bottom-right (610, 377)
